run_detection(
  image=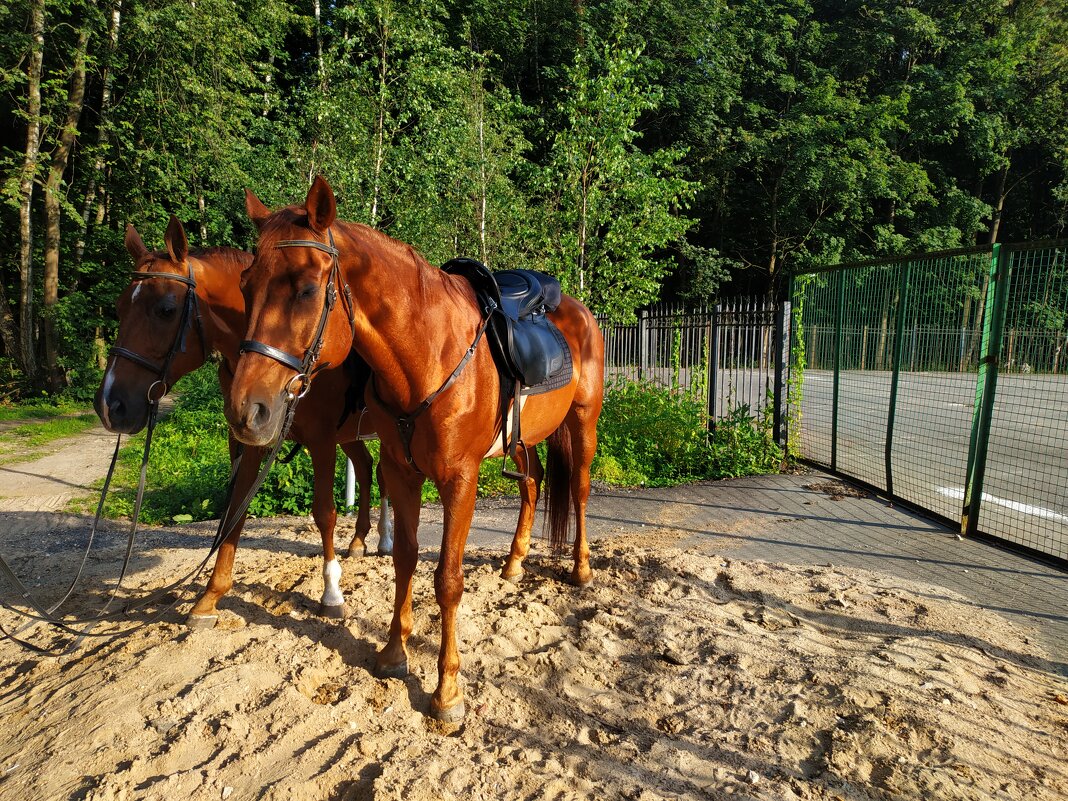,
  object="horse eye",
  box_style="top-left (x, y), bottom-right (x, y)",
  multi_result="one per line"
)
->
top-left (155, 302), bottom-right (177, 320)
top-left (298, 285), bottom-right (318, 301)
